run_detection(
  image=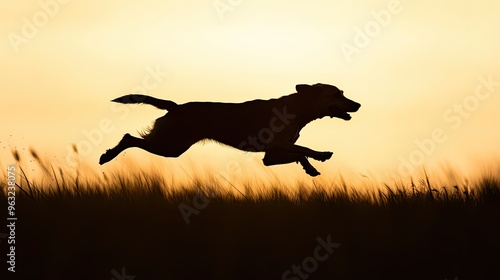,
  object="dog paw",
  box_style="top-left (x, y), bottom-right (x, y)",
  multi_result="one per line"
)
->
top-left (314, 151), bottom-right (333, 162)
top-left (98, 154), bottom-right (107, 165)
top-left (300, 160), bottom-right (321, 176)
top-left (99, 150), bottom-right (111, 165)
top-left (305, 168), bottom-right (321, 177)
